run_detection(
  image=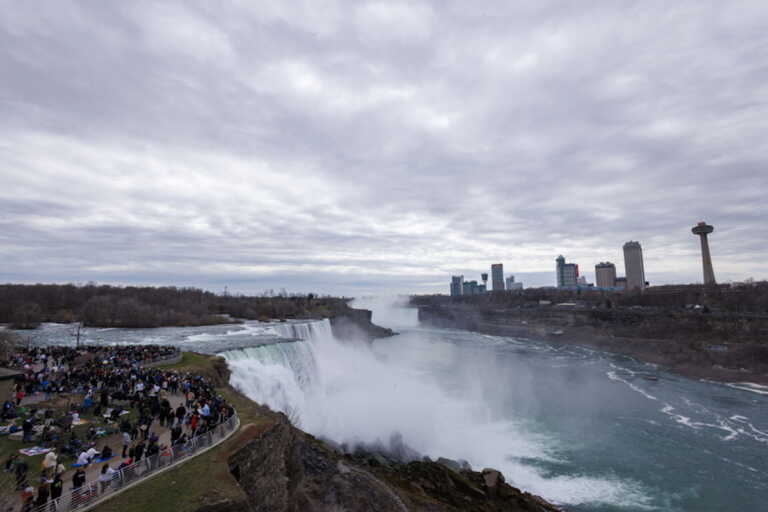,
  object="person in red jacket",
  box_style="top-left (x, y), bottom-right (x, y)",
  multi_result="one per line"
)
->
top-left (190, 412), bottom-right (199, 437)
